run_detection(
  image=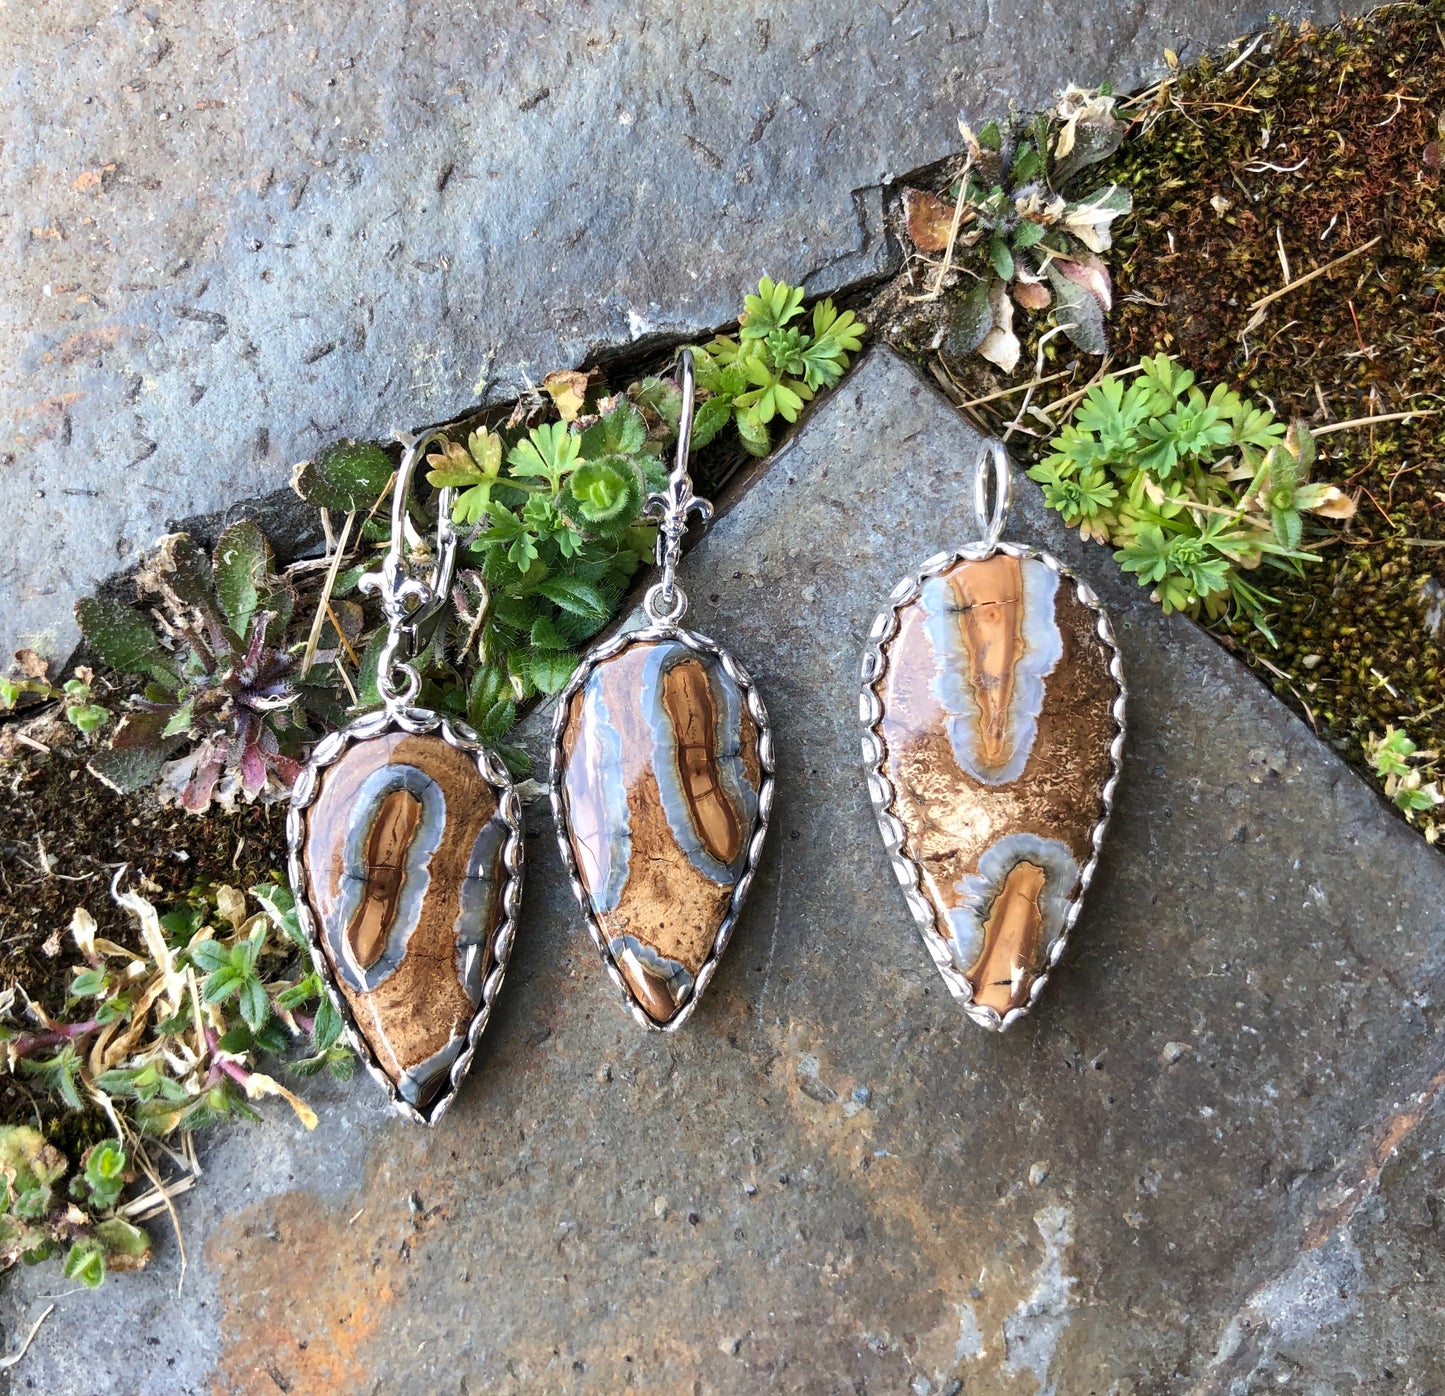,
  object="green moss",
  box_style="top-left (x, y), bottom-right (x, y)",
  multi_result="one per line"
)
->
top-left (881, 4), bottom-right (1445, 821)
